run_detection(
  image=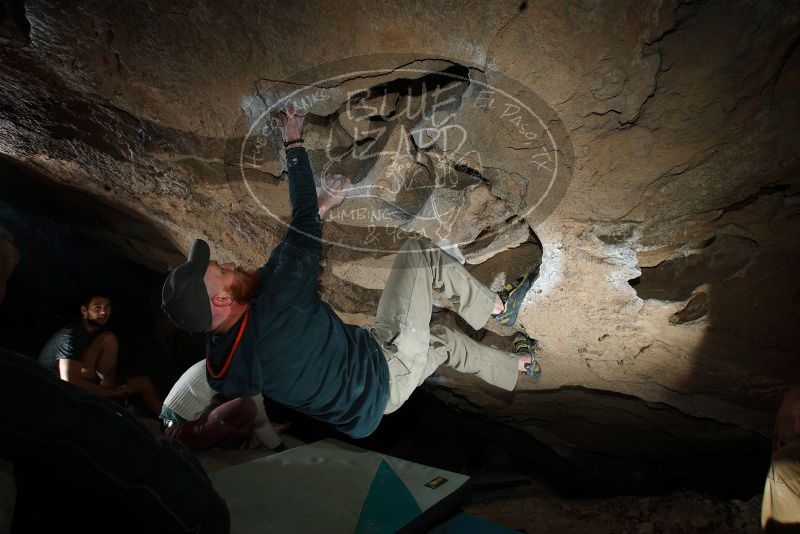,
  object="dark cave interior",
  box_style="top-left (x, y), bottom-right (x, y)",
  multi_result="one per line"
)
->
top-left (2, 0), bottom-right (800, 532)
